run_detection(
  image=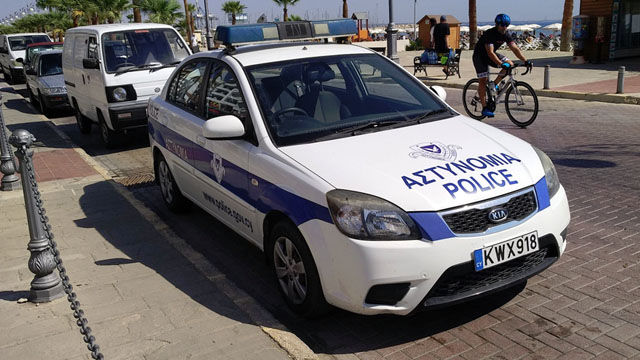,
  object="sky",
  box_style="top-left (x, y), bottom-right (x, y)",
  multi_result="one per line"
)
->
top-left (2, 0), bottom-right (582, 26)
